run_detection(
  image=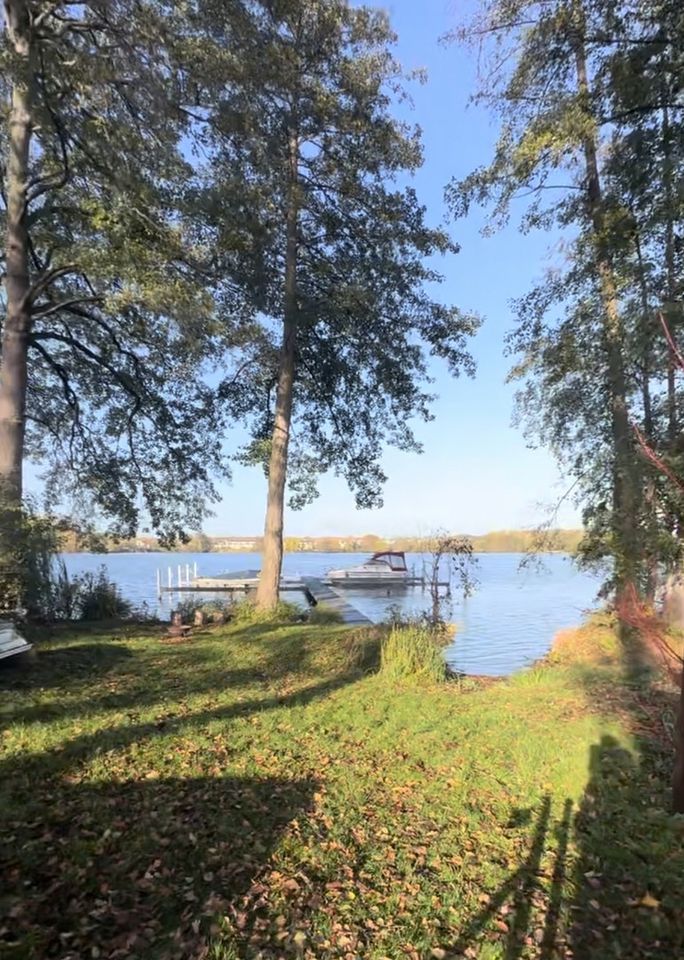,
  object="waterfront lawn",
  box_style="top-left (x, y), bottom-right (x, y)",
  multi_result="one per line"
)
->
top-left (1, 616), bottom-right (683, 959)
